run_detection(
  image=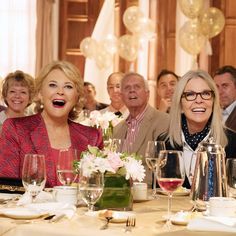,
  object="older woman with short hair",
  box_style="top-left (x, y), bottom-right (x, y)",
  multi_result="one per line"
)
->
top-left (157, 69), bottom-right (236, 188)
top-left (0, 70), bottom-right (35, 131)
